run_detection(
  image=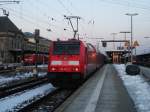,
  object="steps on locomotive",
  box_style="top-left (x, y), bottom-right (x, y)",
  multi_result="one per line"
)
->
top-left (54, 64), bottom-right (136, 112)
